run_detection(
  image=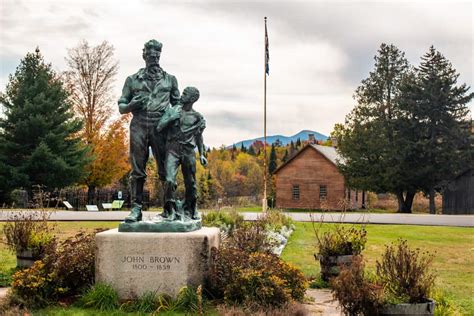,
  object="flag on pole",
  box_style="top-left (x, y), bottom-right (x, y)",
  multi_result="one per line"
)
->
top-left (265, 18), bottom-right (270, 75)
